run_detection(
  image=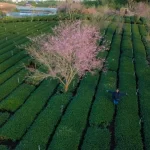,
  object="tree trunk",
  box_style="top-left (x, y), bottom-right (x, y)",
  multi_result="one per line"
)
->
top-left (64, 84), bottom-right (69, 92)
